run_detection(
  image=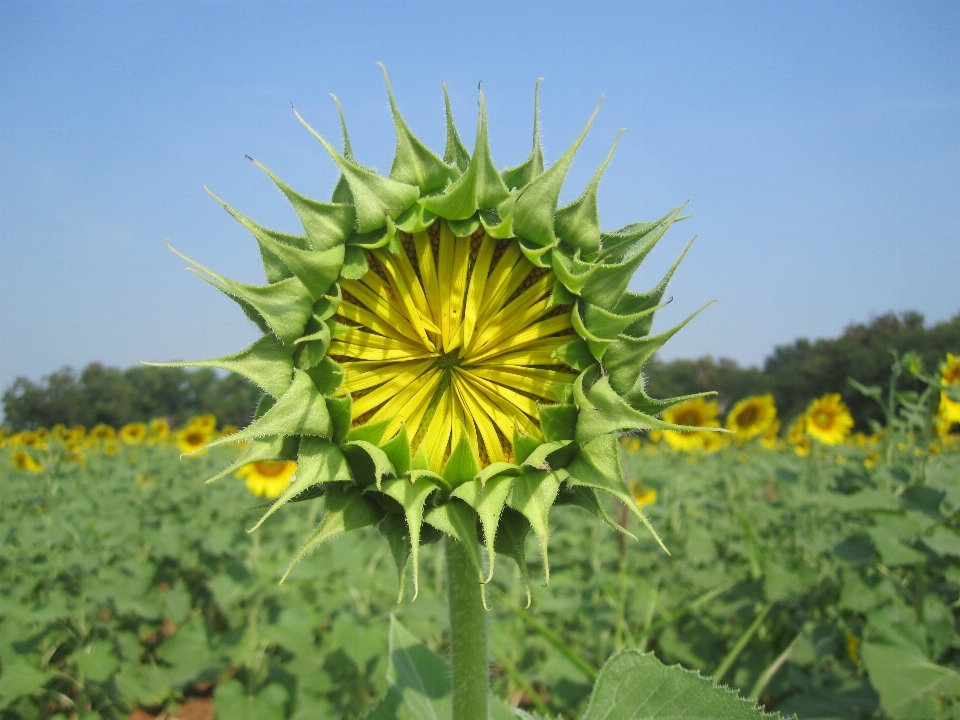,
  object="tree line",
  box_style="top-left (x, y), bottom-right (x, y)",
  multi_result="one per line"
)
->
top-left (3, 310), bottom-right (958, 432)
